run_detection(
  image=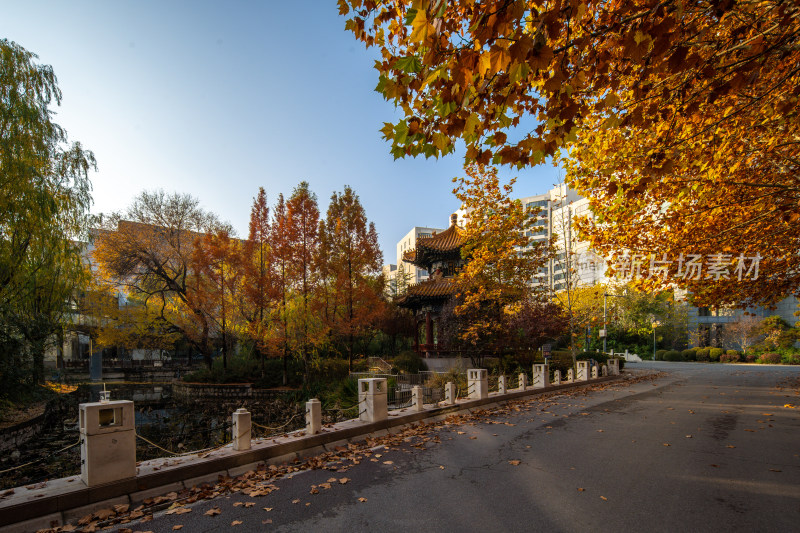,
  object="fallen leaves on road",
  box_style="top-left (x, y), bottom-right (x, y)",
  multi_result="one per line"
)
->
top-left (577, 488), bottom-right (585, 492)
top-left (172, 526), bottom-right (183, 531)
top-left (263, 507), bottom-right (272, 511)
top-left (726, 445), bottom-right (736, 448)
top-left (663, 443), bottom-right (671, 447)
top-left (509, 460), bottom-right (521, 466)
top-left (232, 520), bottom-right (242, 526)
top-left (339, 478), bottom-right (350, 484)
top-left (600, 496), bottom-right (608, 501)
top-left (292, 499), bottom-right (301, 504)
top-left (204, 507), bottom-right (221, 516)
top-left (358, 497), bottom-right (368, 502)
